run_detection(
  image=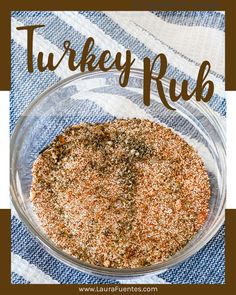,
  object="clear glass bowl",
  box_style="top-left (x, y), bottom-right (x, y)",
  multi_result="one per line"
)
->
top-left (10, 69), bottom-right (226, 279)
